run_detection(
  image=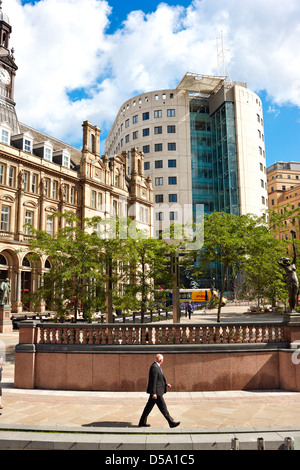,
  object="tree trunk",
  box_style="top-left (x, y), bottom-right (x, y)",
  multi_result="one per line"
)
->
top-left (217, 264), bottom-right (227, 322)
